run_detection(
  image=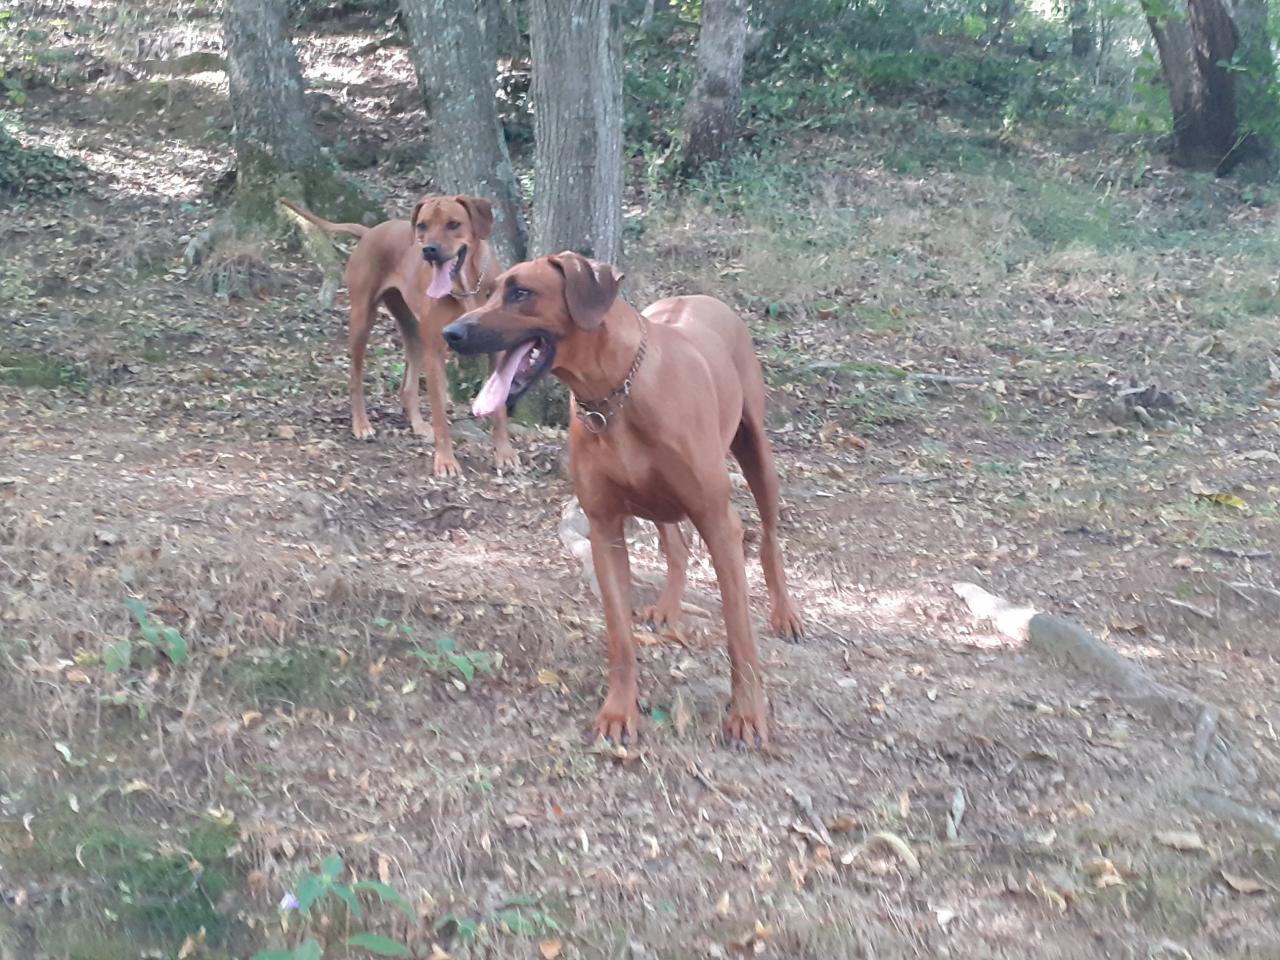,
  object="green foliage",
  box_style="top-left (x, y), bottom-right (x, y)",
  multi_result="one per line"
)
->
top-left (252, 854), bottom-right (414, 960)
top-left (121, 598), bottom-right (190, 667)
top-left (0, 350), bottom-right (87, 389)
top-left (397, 625), bottom-right (501, 683)
top-left (0, 810), bottom-right (243, 948)
top-left (0, 124), bottom-right (87, 198)
top-left (224, 647), bottom-right (346, 707)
